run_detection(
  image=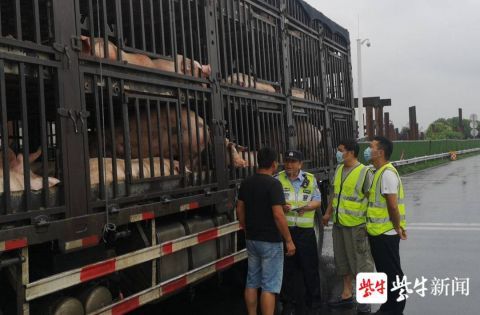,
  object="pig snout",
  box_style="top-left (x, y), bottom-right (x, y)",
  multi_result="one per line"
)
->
top-left (201, 64), bottom-right (212, 78)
